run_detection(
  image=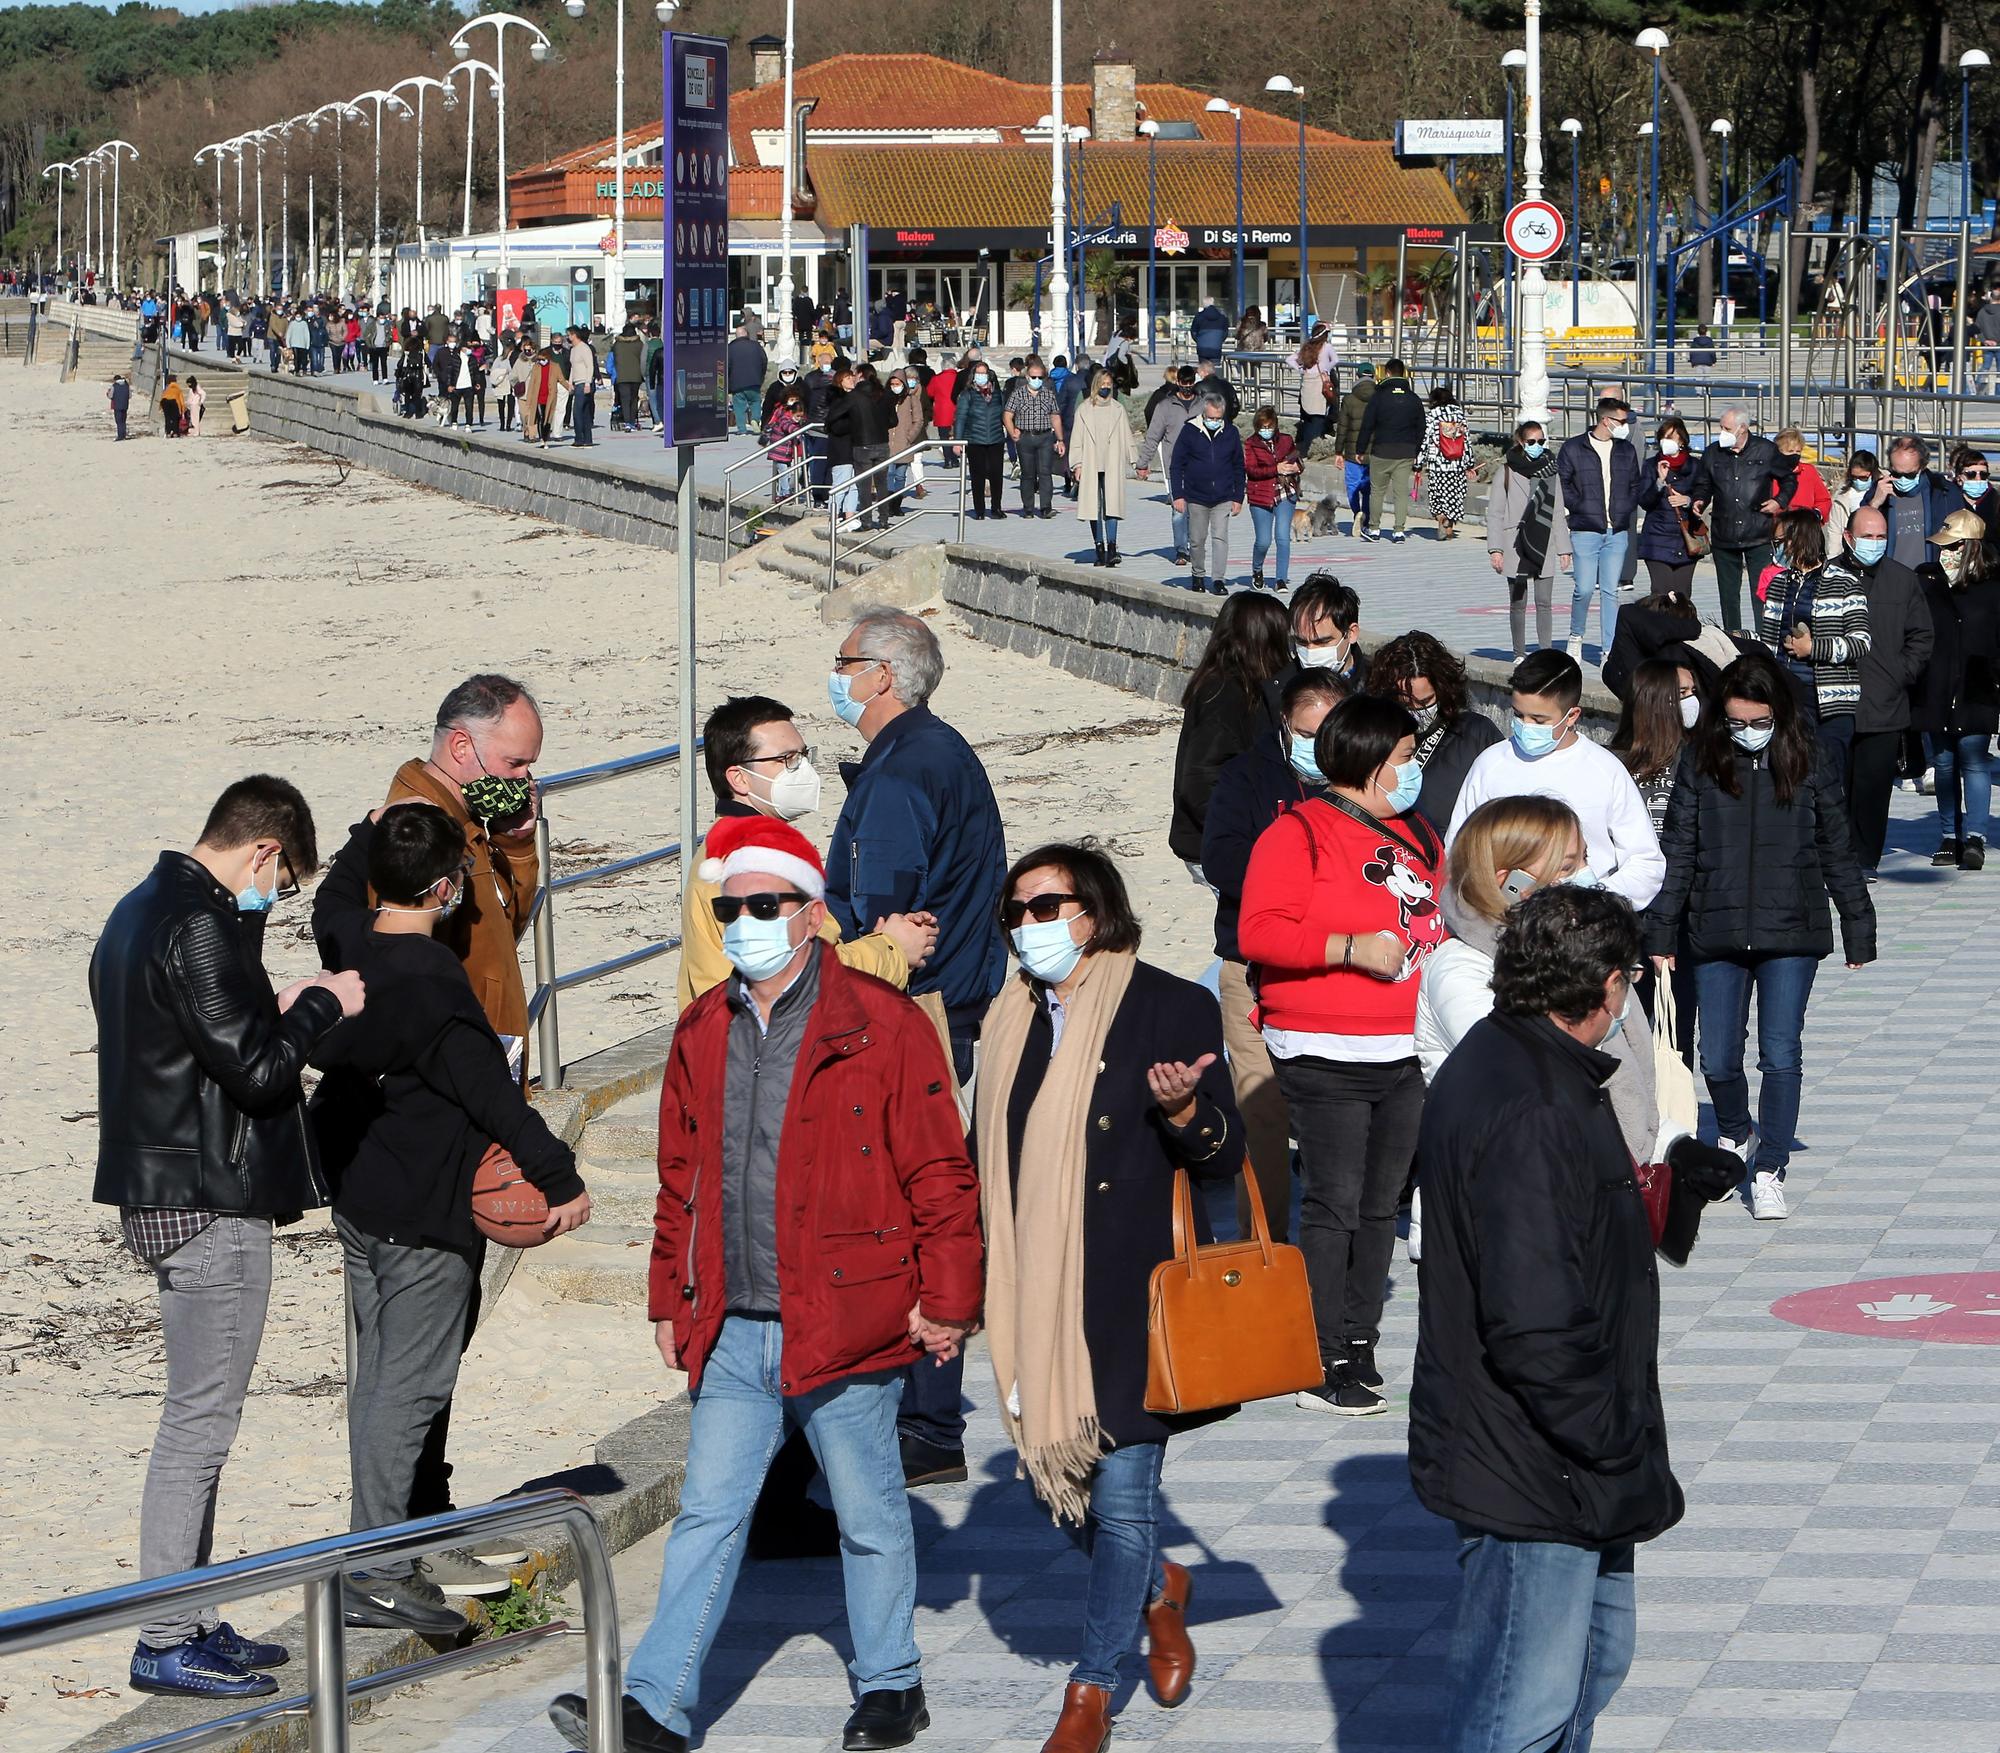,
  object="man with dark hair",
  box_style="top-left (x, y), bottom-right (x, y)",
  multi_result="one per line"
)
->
top-left (1412, 883), bottom-right (1683, 1753)
top-left (1334, 361), bottom-right (1376, 538)
top-left (1556, 395), bottom-right (1642, 656)
top-left (1136, 367), bottom-right (1202, 564)
top-left (93, 777), bottom-right (366, 1699)
top-left (1286, 574), bottom-right (1368, 689)
top-left (1691, 408), bottom-right (1779, 634)
top-left (1447, 650), bottom-right (1664, 905)
top-left (310, 803), bottom-right (591, 1636)
top-left (1355, 358), bottom-right (1425, 542)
